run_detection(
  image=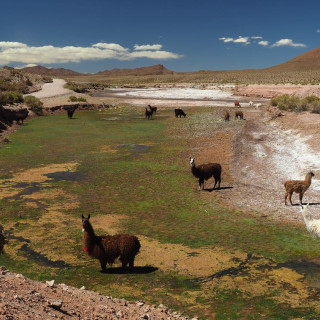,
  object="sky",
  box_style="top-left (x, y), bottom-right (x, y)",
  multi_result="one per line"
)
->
top-left (0, 0), bottom-right (319, 73)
